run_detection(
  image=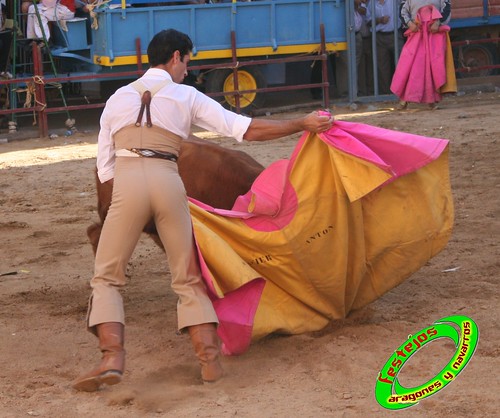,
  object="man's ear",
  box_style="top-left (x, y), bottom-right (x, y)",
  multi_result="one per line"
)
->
top-left (173, 50), bottom-right (181, 63)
